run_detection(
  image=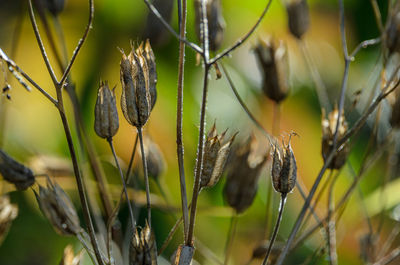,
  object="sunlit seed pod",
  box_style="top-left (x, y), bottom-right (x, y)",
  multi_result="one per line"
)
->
top-left (35, 179), bottom-right (81, 236)
top-left (0, 149), bottom-right (35, 191)
top-left (321, 107), bottom-right (349, 170)
top-left (143, 0), bottom-right (174, 46)
top-left (286, 0), bottom-right (310, 39)
top-left (223, 136), bottom-right (268, 214)
top-left (0, 195), bottom-right (18, 245)
top-left (254, 38), bottom-right (289, 103)
top-left (129, 222), bottom-right (157, 265)
top-left (46, 0), bottom-right (66, 16)
top-left (194, 0), bottom-right (226, 52)
top-left (143, 40), bottom-right (157, 110)
top-left (94, 81), bottom-right (119, 139)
